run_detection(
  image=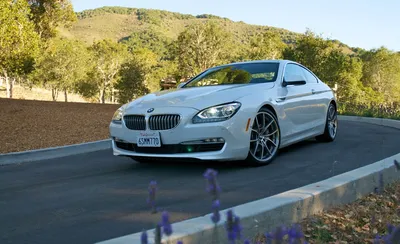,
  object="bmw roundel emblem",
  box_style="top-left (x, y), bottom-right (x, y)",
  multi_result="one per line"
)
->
top-left (147, 108), bottom-right (154, 113)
